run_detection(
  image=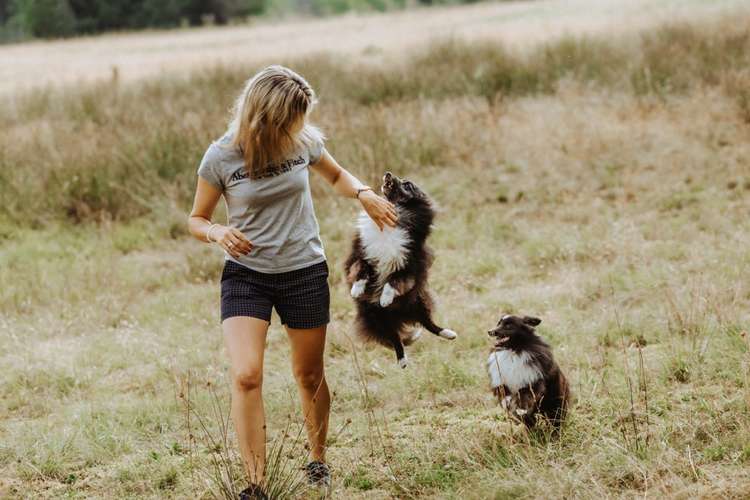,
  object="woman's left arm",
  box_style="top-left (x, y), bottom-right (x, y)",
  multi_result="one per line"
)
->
top-left (311, 150), bottom-right (398, 230)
